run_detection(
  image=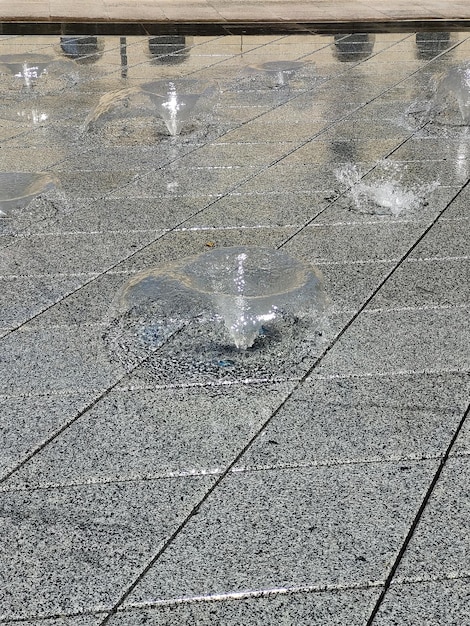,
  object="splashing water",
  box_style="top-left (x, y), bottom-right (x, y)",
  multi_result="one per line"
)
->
top-left (82, 87), bottom-right (141, 132)
top-left (241, 60), bottom-right (305, 89)
top-left (431, 62), bottom-right (470, 125)
top-left (335, 163), bottom-right (439, 217)
top-left (105, 246), bottom-right (327, 373)
top-left (84, 80), bottom-right (214, 136)
top-left (0, 54), bottom-right (51, 88)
